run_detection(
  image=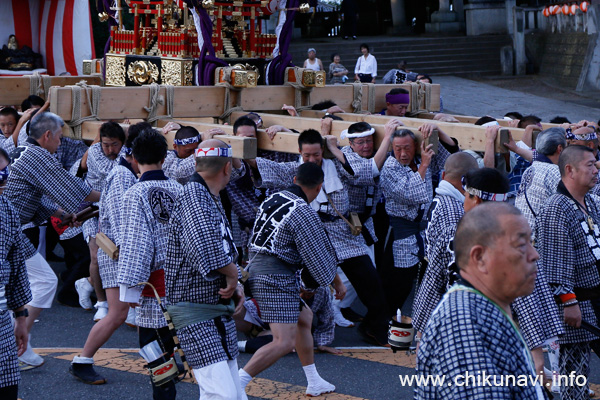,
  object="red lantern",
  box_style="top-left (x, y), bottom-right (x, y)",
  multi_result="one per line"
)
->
top-left (551, 5), bottom-right (560, 15)
top-left (581, 1), bottom-right (589, 13)
top-left (543, 6), bottom-right (550, 17)
top-left (562, 4), bottom-right (570, 14)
